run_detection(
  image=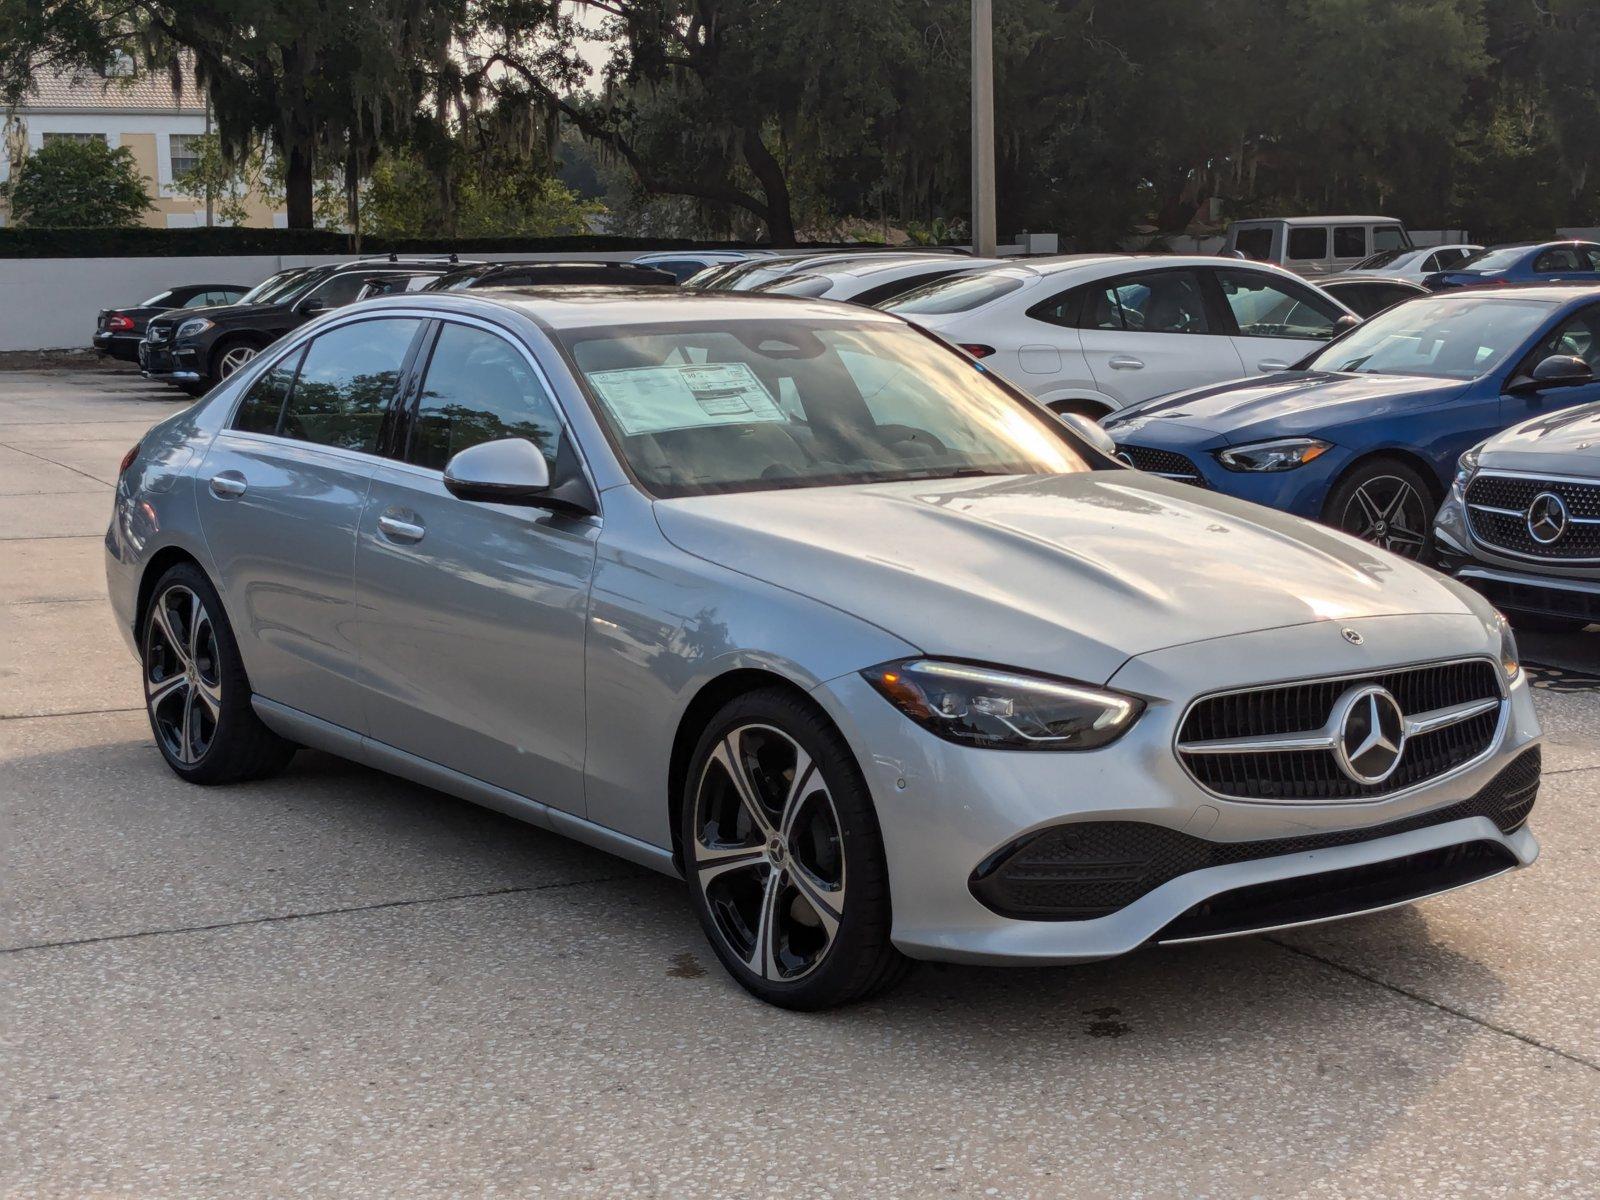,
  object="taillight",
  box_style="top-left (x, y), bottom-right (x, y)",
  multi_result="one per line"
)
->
top-left (119, 442), bottom-right (142, 475)
top-left (107, 314), bottom-right (135, 331)
top-left (958, 343), bottom-right (996, 359)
